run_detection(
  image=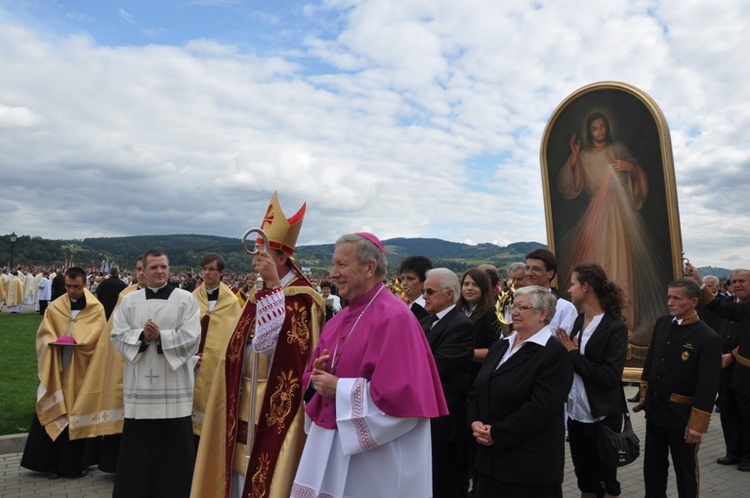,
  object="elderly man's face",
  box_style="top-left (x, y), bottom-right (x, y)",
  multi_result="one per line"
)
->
top-left (703, 278), bottom-right (719, 294)
top-left (422, 275), bottom-right (454, 315)
top-left (510, 269), bottom-right (526, 288)
top-left (330, 242), bottom-right (373, 301)
top-left (731, 273), bottom-right (750, 301)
